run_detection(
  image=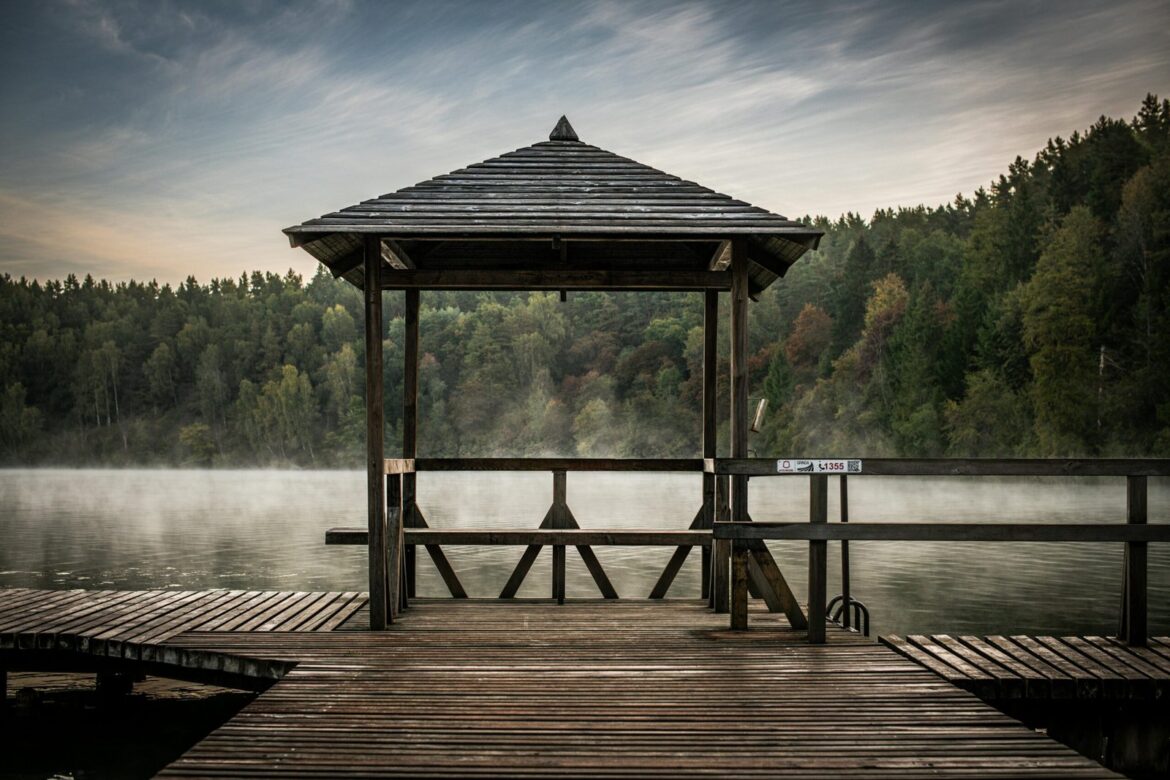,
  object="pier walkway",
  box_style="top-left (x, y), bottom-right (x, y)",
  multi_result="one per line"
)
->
top-left (2, 588), bottom-right (1122, 778)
